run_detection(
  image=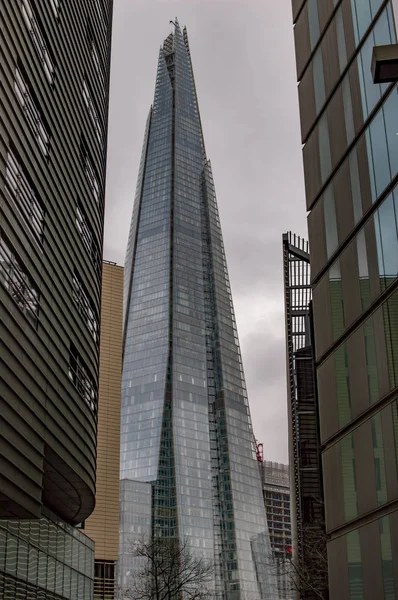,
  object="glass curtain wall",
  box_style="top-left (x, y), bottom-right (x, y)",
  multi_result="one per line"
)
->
top-left (120, 20), bottom-right (274, 600)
